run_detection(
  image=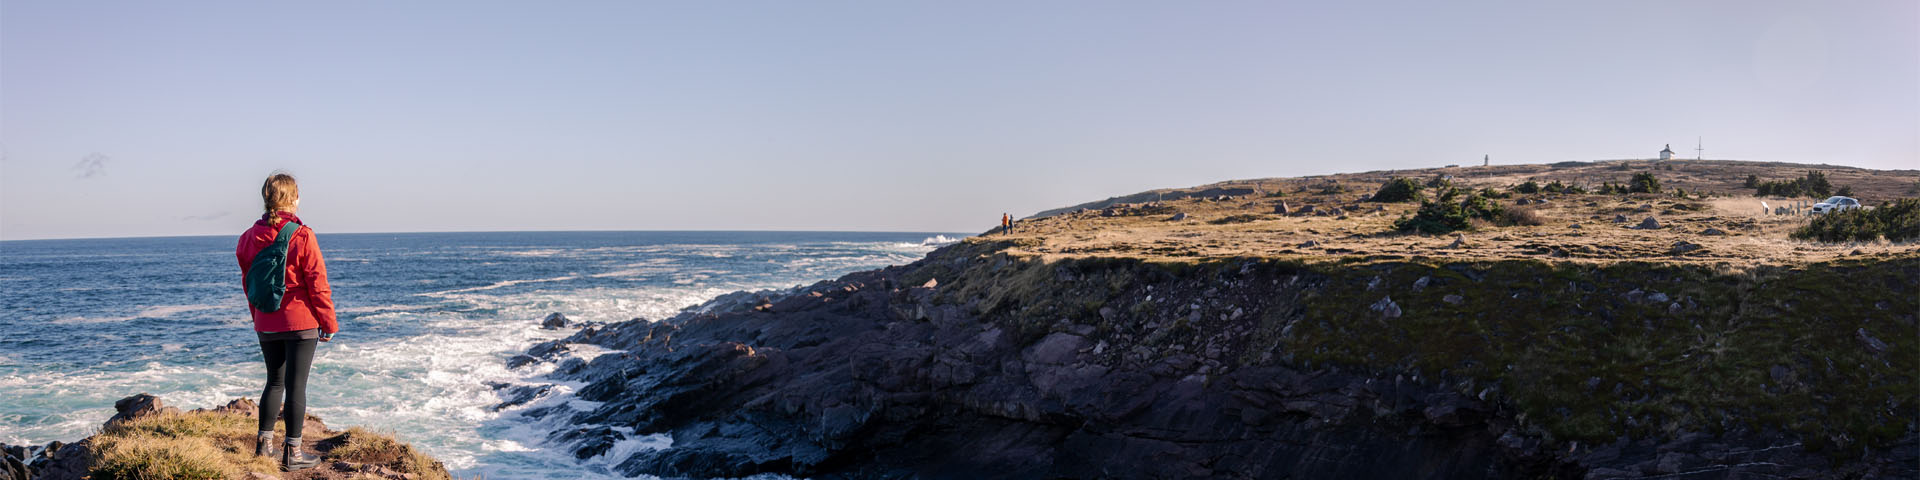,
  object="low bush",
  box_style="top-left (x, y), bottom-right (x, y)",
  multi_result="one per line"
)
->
top-left (1792, 198), bottom-right (1920, 242)
top-left (1754, 170), bottom-right (1833, 198)
top-left (1515, 181), bottom-right (1541, 194)
top-left (1394, 188), bottom-right (1506, 234)
top-left (1628, 172), bottom-right (1661, 193)
top-left (1209, 214), bottom-right (1265, 225)
top-left (1503, 207), bottom-right (1547, 226)
top-left (1370, 177), bottom-right (1424, 203)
